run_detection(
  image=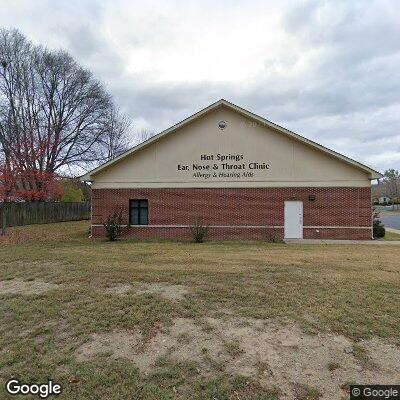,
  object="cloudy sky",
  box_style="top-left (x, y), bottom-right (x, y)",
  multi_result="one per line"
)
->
top-left (1, 0), bottom-right (399, 172)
